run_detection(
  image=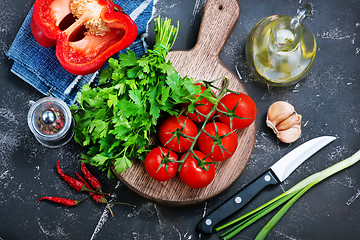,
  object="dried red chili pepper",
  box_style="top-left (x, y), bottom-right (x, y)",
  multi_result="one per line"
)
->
top-left (56, 160), bottom-right (99, 193)
top-left (75, 172), bottom-right (114, 217)
top-left (38, 196), bottom-right (82, 206)
top-left (75, 172), bottom-right (106, 204)
top-left (81, 162), bottom-right (102, 192)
